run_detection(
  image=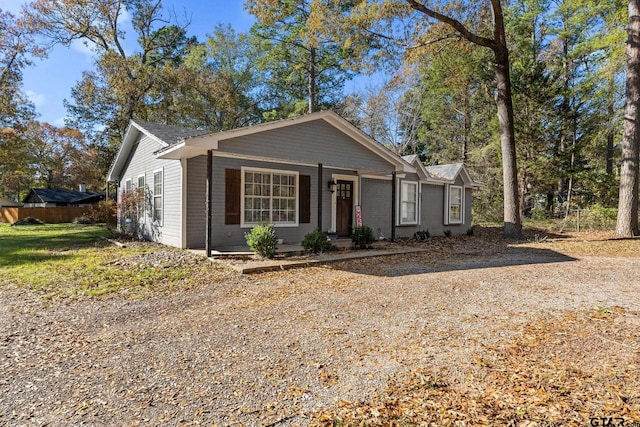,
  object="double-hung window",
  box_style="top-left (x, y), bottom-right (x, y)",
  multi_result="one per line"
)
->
top-left (137, 174), bottom-right (145, 189)
top-left (448, 185), bottom-right (463, 224)
top-left (153, 170), bottom-right (163, 224)
top-left (243, 168), bottom-right (297, 226)
top-left (124, 178), bottom-right (132, 193)
top-left (400, 181), bottom-right (419, 225)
